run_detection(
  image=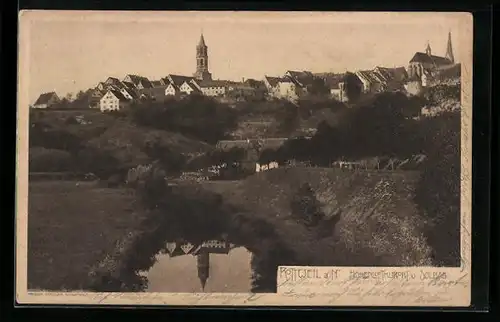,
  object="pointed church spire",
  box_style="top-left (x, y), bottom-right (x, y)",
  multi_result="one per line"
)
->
top-left (425, 41), bottom-right (432, 56)
top-left (198, 32), bottom-right (206, 47)
top-left (445, 31), bottom-right (455, 63)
